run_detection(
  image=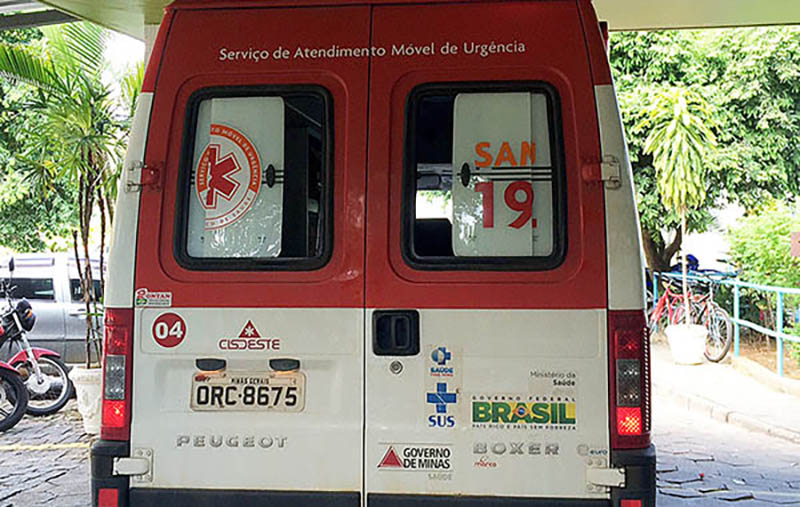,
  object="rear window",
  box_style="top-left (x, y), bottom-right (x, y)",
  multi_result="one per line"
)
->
top-left (404, 83), bottom-right (566, 270)
top-left (175, 87), bottom-right (332, 271)
top-left (13, 278), bottom-right (55, 300)
top-left (70, 279), bottom-right (103, 303)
